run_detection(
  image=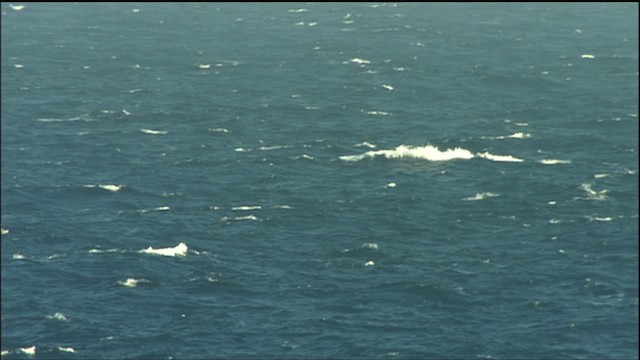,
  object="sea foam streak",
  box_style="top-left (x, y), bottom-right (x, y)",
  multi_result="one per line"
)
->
top-left (140, 242), bottom-right (188, 257)
top-left (141, 128), bottom-right (168, 135)
top-left (340, 144), bottom-right (474, 162)
top-left (476, 152), bottom-right (524, 162)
